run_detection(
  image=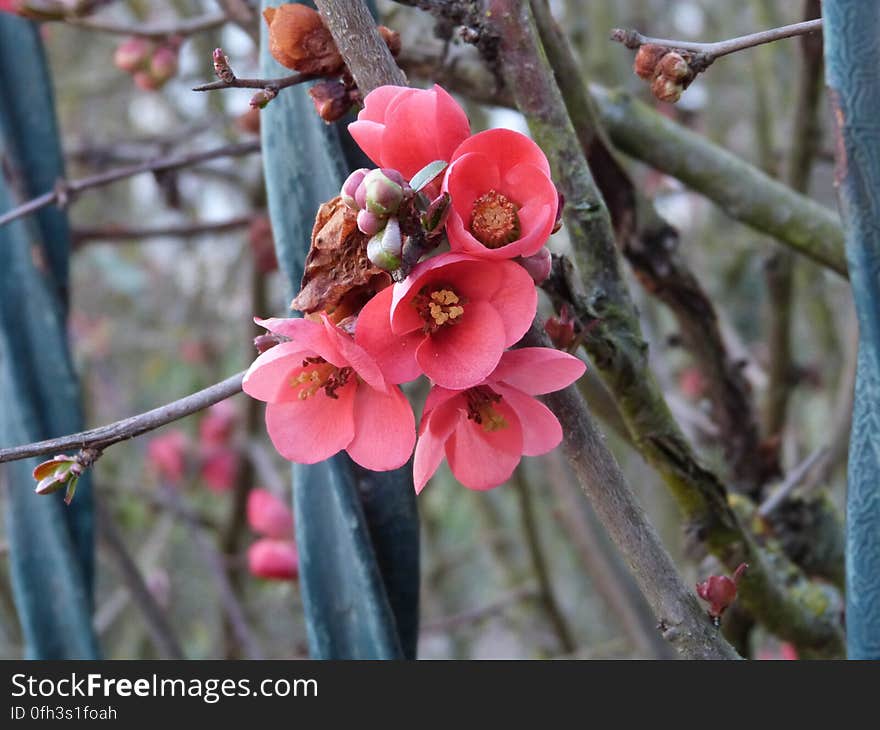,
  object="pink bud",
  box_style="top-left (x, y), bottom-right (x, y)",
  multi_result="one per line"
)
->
top-left (199, 401), bottom-right (237, 448)
top-left (357, 208), bottom-right (384, 237)
top-left (114, 37), bottom-right (153, 73)
top-left (363, 168), bottom-right (405, 216)
top-left (199, 446), bottom-right (238, 493)
top-left (248, 215), bottom-right (278, 274)
top-left (341, 168), bottom-right (369, 210)
top-left (149, 44), bottom-right (179, 85)
top-left (212, 47), bottom-right (235, 83)
top-left (248, 538), bottom-right (299, 581)
top-left (133, 71), bottom-right (160, 92)
top-left (247, 488), bottom-right (294, 539)
top-left (696, 563), bottom-right (747, 619)
top-left (519, 246), bottom-right (552, 284)
top-left (367, 217), bottom-right (402, 271)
